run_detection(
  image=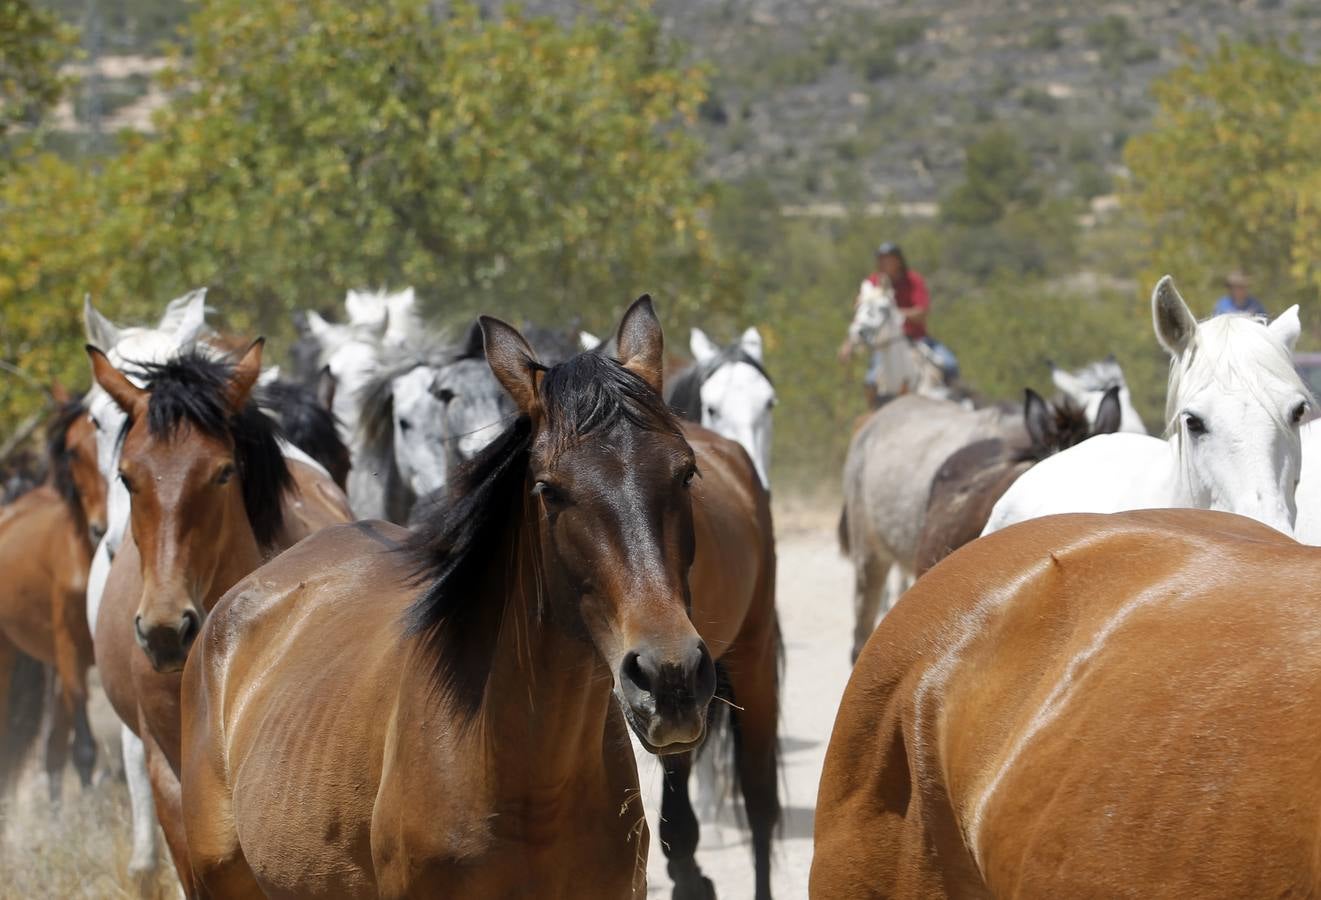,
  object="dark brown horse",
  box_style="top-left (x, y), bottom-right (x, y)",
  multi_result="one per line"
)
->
top-left (913, 386), bottom-right (1121, 576)
top-left (180, 299), bottom-right (777, 898)
top-left (813, 507), bottom-right (1321, 898)
top-left (88, 340), bottom-right (352, 891)
top-left (0, 388), bottom-right (107, 799)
